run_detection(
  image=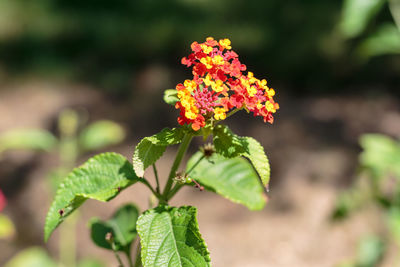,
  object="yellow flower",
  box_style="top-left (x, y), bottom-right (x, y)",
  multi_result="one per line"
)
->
top-left (214, 107), bottom-right (227, 120)
top-left (200, 56), bottom-right (213, 69)
top-left (212, 55), bottom-right (225, 66)
top-left (211, 80), bottom-right (224, 93)
top-left (184, 79), bottom-right (197, 92)
top-left (200, 44), bottom-right (213, 54)
top-left (266, 88), bottom-right (275, 97)
top-left (219, 38), bottom-right (232, 50)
